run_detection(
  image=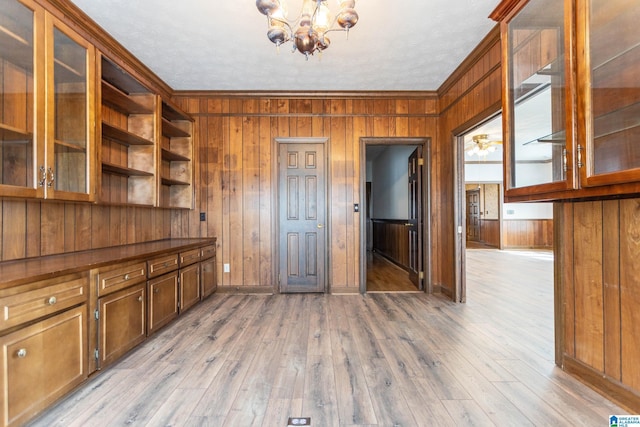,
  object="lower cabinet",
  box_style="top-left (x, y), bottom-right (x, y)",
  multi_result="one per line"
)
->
top-left (98, 283), bottom-right (146, 368)
top-left (0, 306), bottom-right (87, 427)
top-left (200, 245), bottom-right (217, 299)
top-left (147, 271), bottom-right (179, 335)
top-left (179, 263), bottom-right (200, 313)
